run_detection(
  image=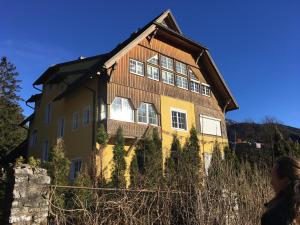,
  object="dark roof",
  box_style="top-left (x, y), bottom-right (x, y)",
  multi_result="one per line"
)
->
top-left (19, 113), bottom-right (34, 127)
top-left (33, 53), bottom-right (110, 85)
top-left (26, 94), bottom-right (42, 103)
